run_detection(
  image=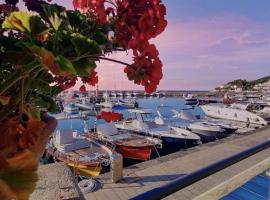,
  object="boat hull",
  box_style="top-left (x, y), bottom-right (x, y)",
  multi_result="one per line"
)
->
top-left (67, 163), bottom-right (102, 177)
top-left (201, 105), bottom-right (268, 125)
top-left (161, 136), bottom-right (199, 147)
top-left (116, 145), bottom-right (153, 161)
top-left (47, 147), bottom-right (102, 177)
top-left (222, 127), bottom-right (238, 134)
top-left (189, 129), bottom-right (219, 142)
top-left (192, 132), bottom-right (216, 143)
